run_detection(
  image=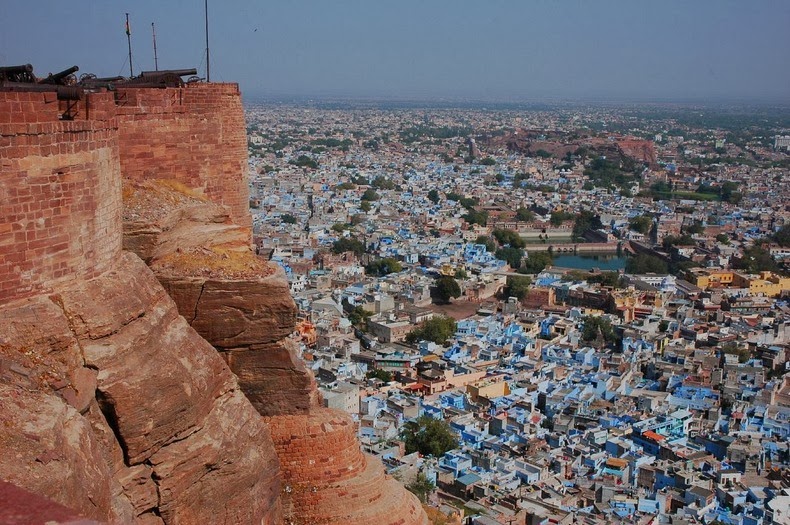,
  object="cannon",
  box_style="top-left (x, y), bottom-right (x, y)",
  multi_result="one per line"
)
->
top-left (118, 68), bottom-right (200, 88)
top-left (0, 64), bottom-right (35, 83)
top-left (139, 68), bottom-right (197, 78)
top-left (38, 65), bottom-right (79, 85)
top-left (0, 82), bottom-right (82, 100)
